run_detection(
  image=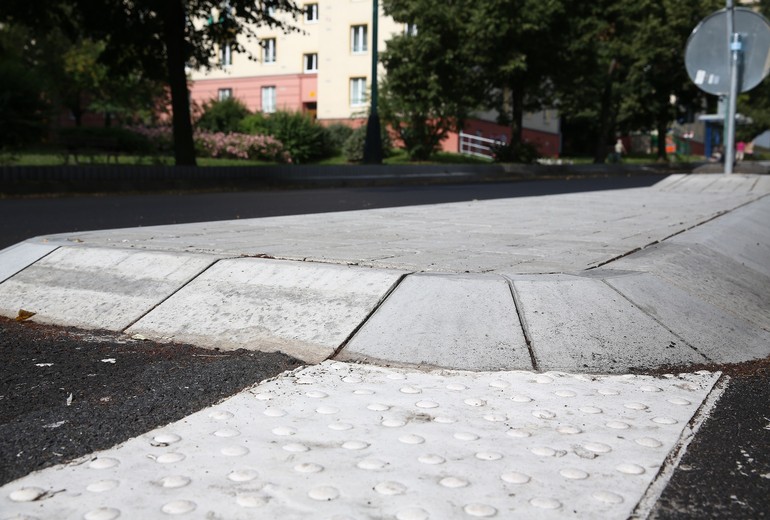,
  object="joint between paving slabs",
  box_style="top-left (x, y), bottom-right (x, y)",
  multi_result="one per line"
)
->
top-left (0, 244), bottom-right (61, 285)
top-left (120, 257), bottom-right (223, 334)
top-left (328, 272), bottom-right (411, 361)
top-left (601, 279), bottom-right (716, 364)
top-left (507, 279), bottom-right (539, 372)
